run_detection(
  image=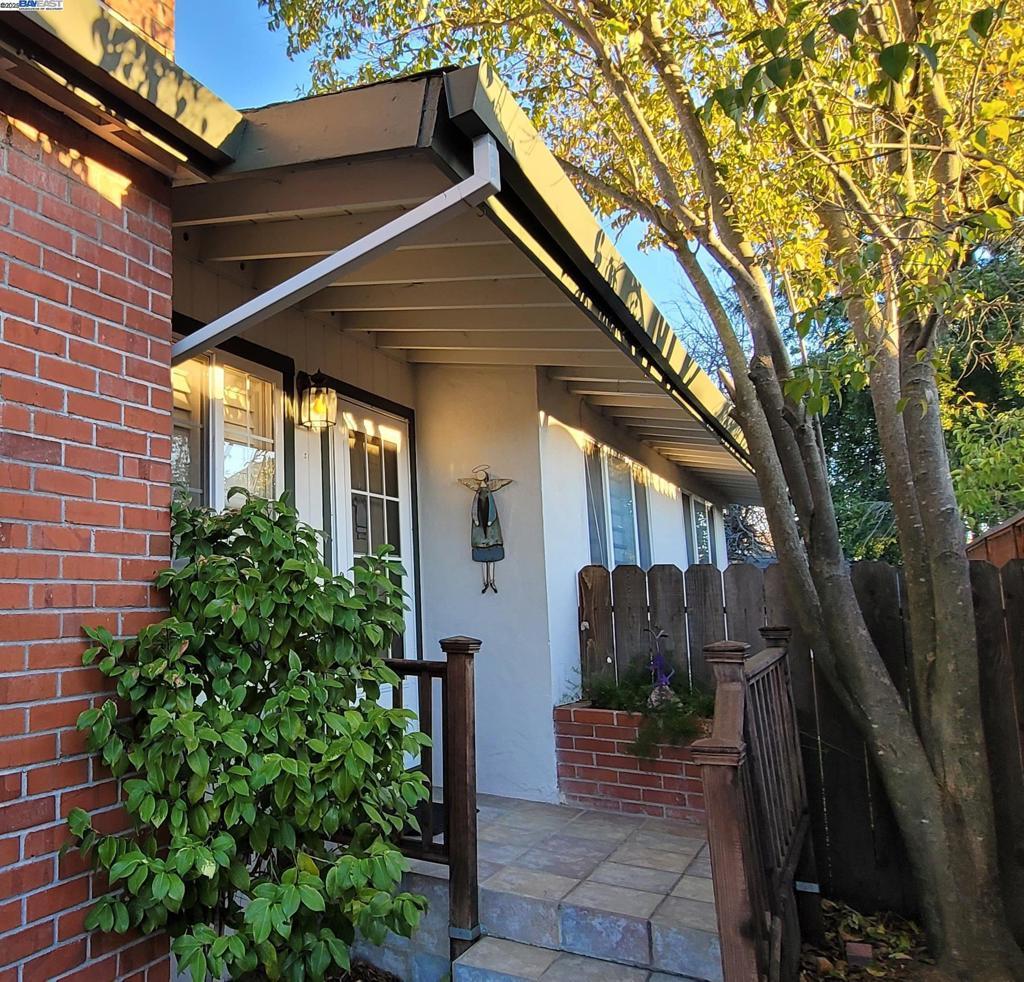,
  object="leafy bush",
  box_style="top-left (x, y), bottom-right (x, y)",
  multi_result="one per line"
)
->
top-left (67, 492), bottom-right (431, 981)
top-left (585, 664), bottom-right (714, 758)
